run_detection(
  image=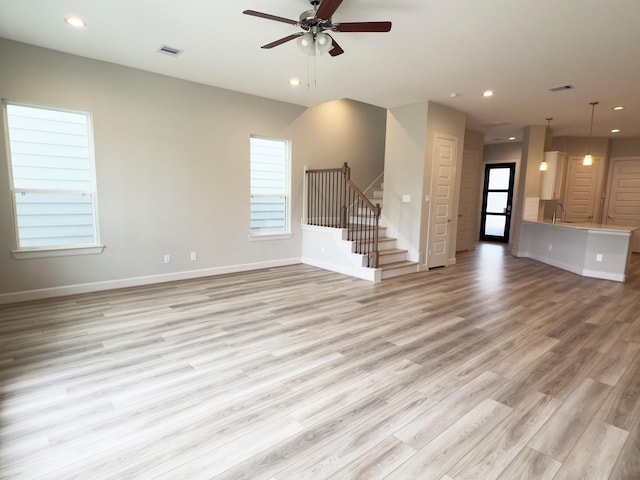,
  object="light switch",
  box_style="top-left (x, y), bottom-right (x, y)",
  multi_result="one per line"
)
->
top-left (402, 195), bottom-right (411, 203)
